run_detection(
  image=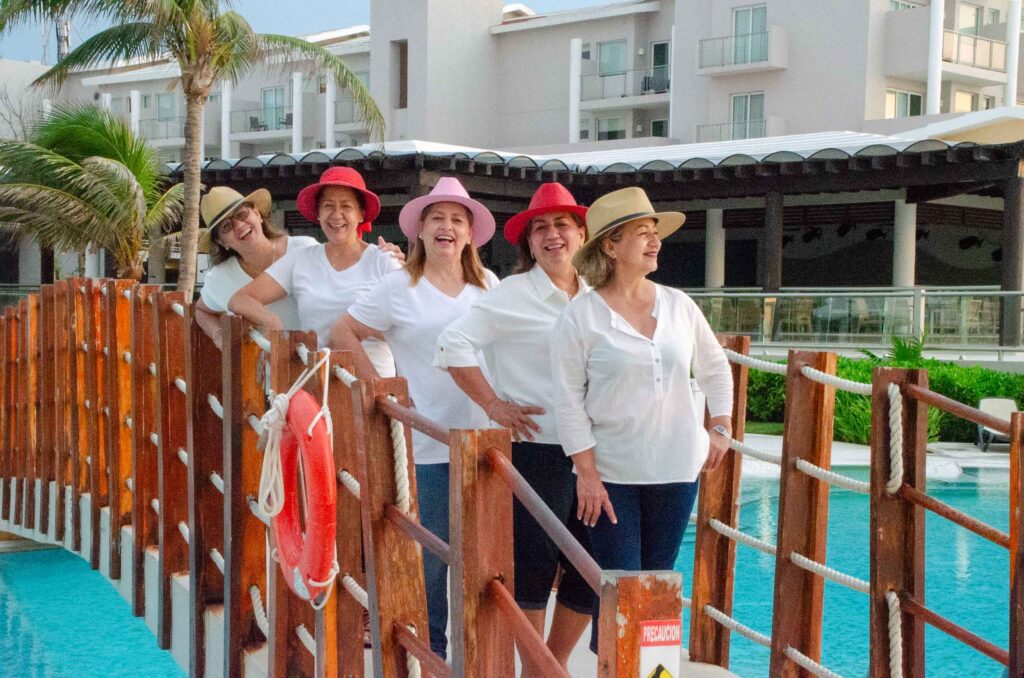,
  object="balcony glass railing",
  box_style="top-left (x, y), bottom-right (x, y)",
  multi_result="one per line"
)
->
top-left (579, 66), bottom-right (671, 101)
top-left (138, 117), bottom-right (186, 140)
top-left (695, 119), bottom-right (767, 143)
top-left (229, 106), bottom-right (294, 134)
top-left (334, 97), bottom-right (362, 125)
top-left (942, 30), bottom-right (1006, 71)
top-left (699, 31), bottom-right (769, 69)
